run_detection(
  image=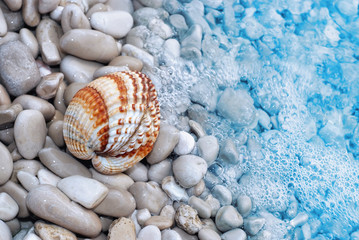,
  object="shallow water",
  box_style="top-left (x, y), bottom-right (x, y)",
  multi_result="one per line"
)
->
top-left (150, 0), bottom-right (359, 239)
